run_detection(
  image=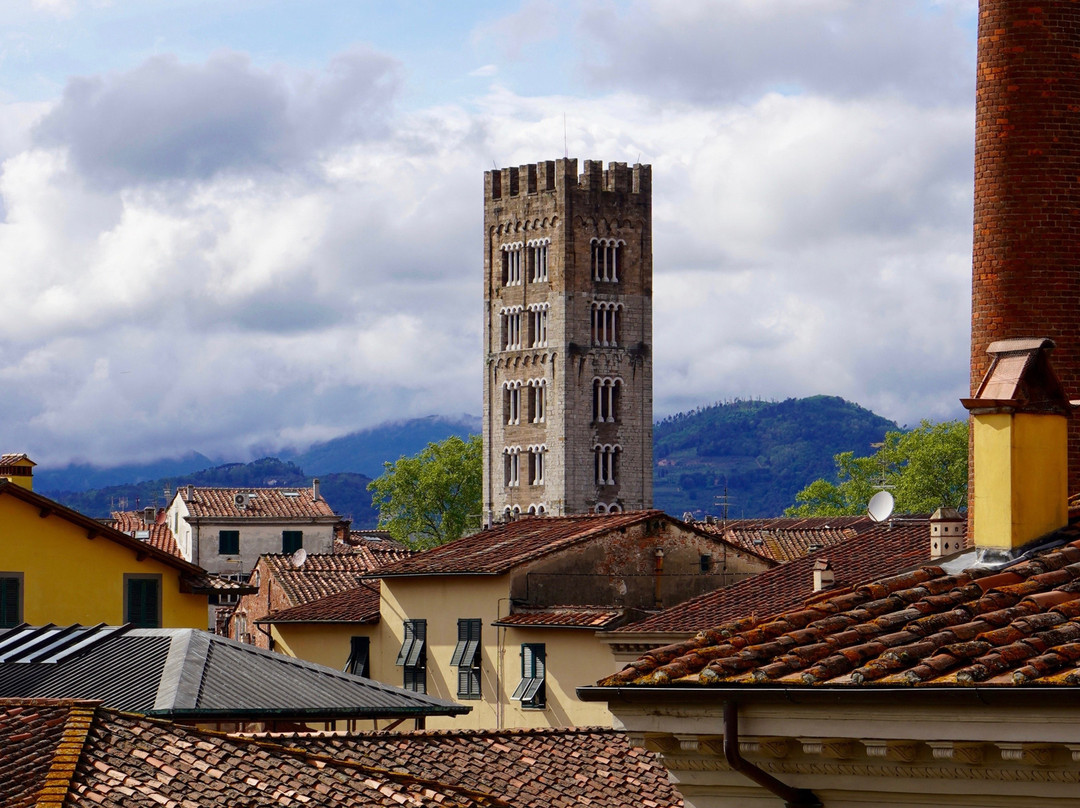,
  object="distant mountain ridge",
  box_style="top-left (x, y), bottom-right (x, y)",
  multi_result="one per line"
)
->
top-left (653, 396), bottom-right (899, 518)
top-left (39, 401), bottom-right (897, 525)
